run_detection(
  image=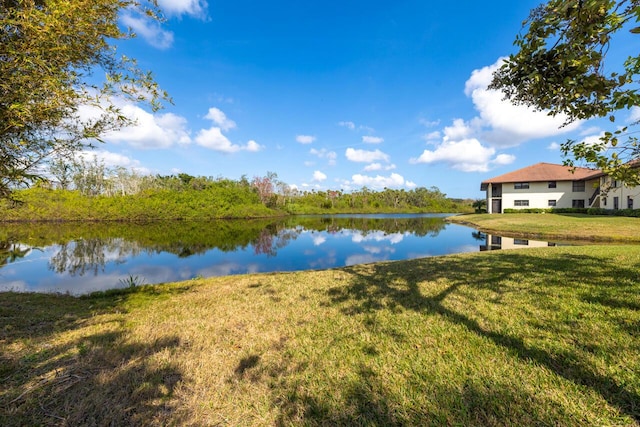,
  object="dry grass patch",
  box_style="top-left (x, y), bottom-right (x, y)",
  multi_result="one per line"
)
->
top-left (1, 246), bottom-right (639, 425)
